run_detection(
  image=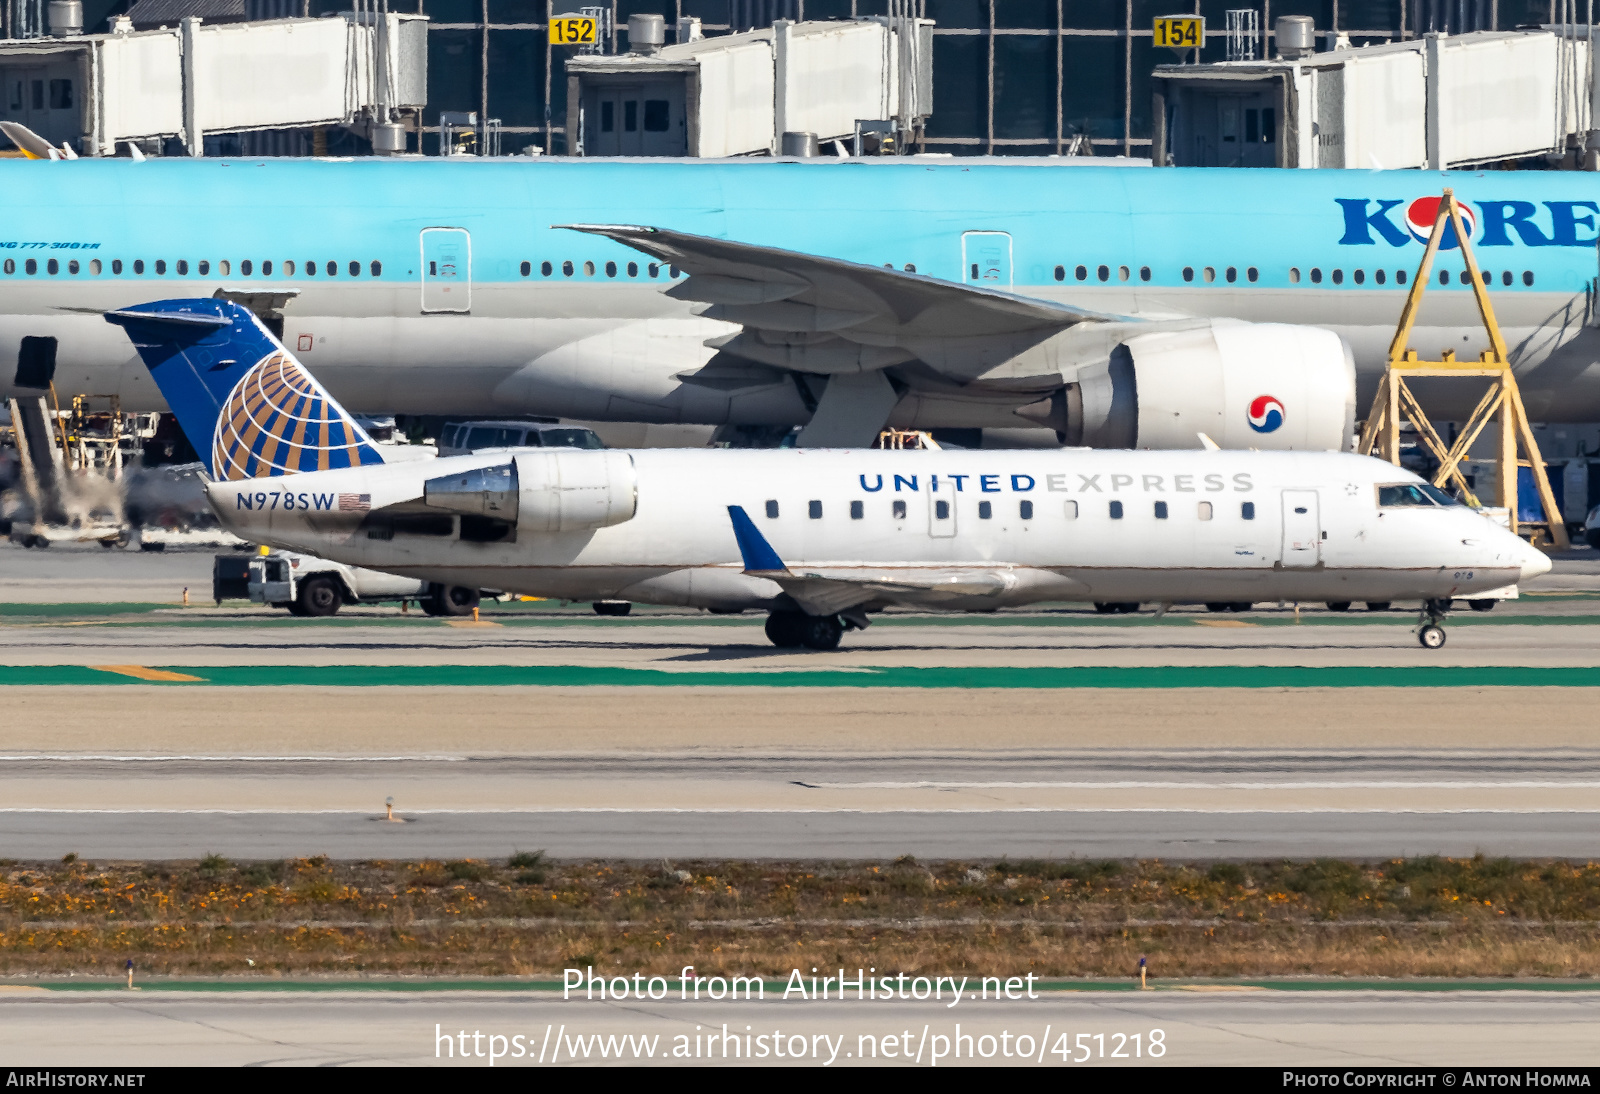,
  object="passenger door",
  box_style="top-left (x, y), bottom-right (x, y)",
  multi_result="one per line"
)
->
top-left (929, 492), bottom-right (956, 537)
top-left (420, 228), bottom-right (471, 314)
top-left (961, 231), bottom-right (1012, 290)
top-left (1279, 490), bottom-right (1322, 569)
